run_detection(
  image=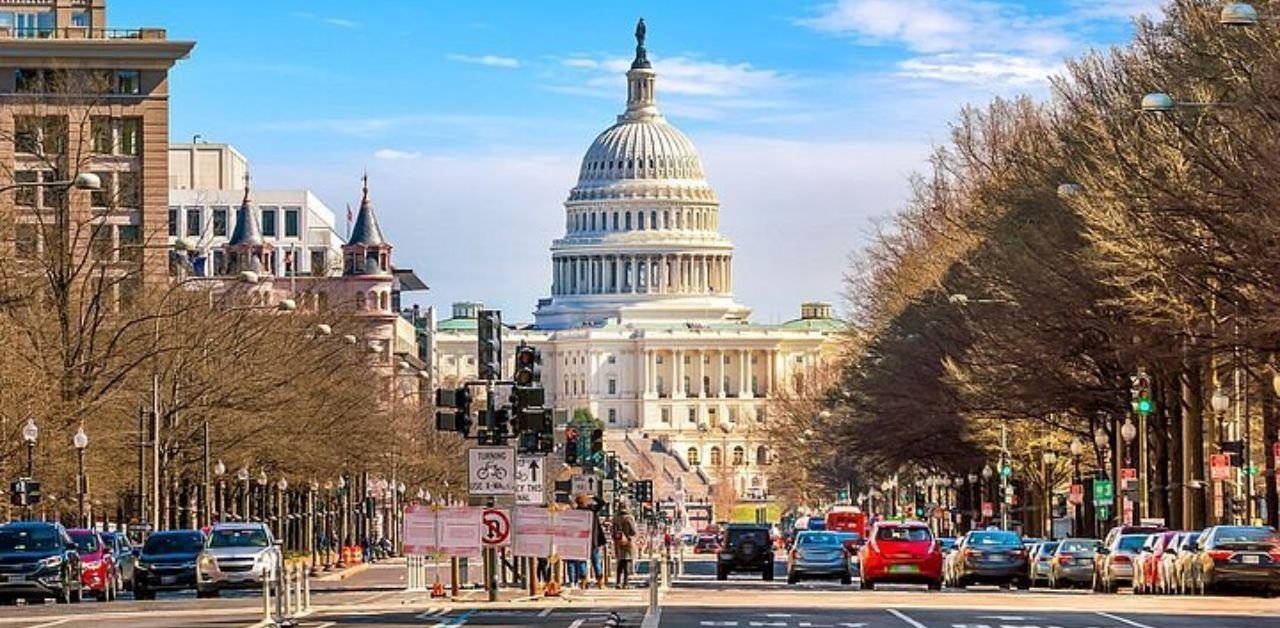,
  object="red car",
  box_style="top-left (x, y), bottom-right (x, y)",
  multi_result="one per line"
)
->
top-left (693, 535), bottom-right (721, 554)
top-left (858, 521), bottom-right (943, 590)
top-left (67, 529), bottom-right (119, 601)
